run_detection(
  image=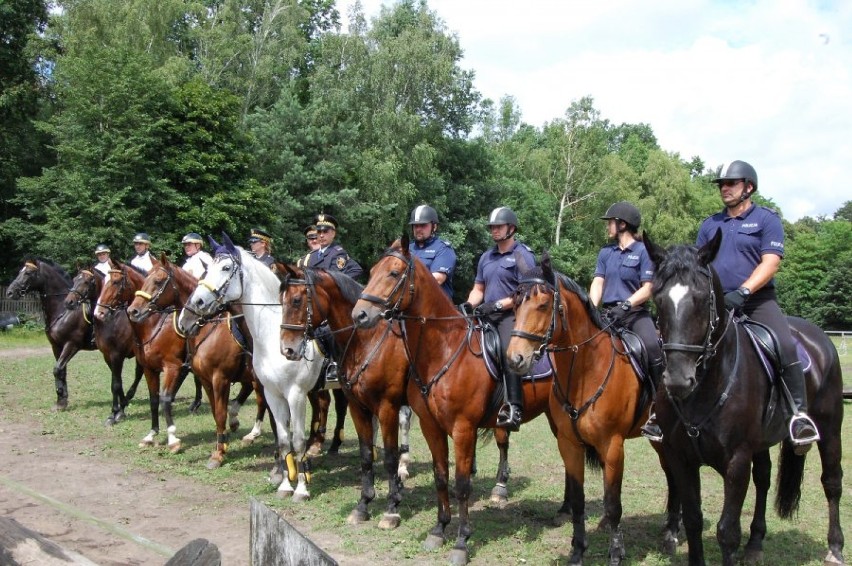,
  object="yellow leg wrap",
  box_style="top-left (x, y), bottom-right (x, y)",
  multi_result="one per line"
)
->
top-left (285, 452), bottom-right (298, 483)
